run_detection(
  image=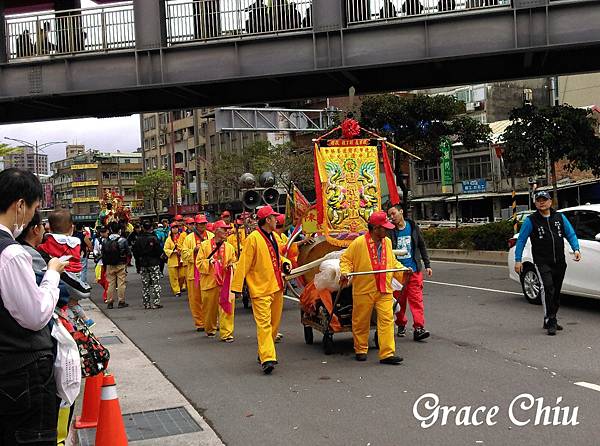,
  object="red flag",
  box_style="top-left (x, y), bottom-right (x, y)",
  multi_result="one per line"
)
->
top-left (381, 141), bottom-right (401, 206)
top-left (293, 184), bottom-right (310, 226)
